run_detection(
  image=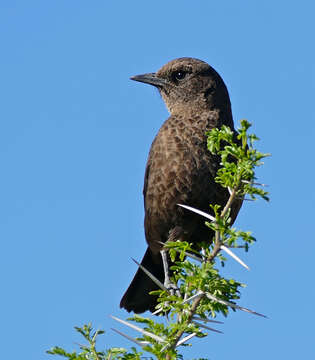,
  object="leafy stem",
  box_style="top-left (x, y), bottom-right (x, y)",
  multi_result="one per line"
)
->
top-left (47, 120), bottom-right (269, 360)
